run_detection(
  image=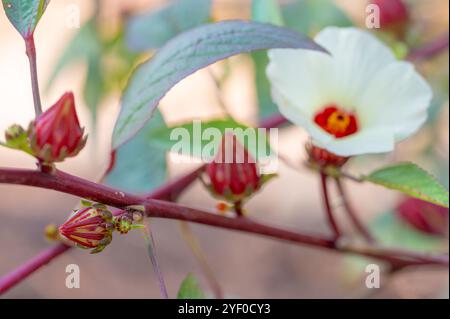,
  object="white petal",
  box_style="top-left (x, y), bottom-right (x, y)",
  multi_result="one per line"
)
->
top-left (359, 61), bottom-right (432, 141)
top-left (266, 48), bottom-right (333, 120)
top-left (314, 27), bottom-right (397, 111)
top-left (313, 129), bottom-right (396, 157)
